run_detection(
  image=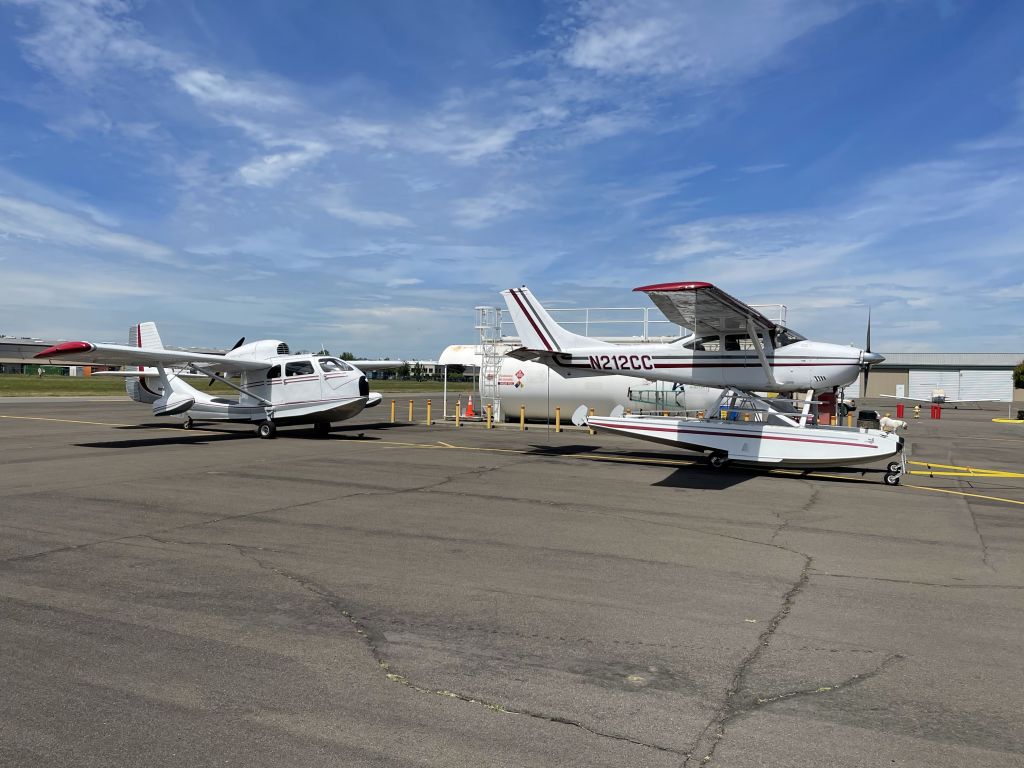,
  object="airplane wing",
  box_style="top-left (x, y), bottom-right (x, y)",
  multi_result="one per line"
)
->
top-left (878, 394), bottom-right (1000, 403)
top-left (34, 341), bottom-right (268, 373)
top-left (352, 360), bottom-right (405, 371)
top-left (633, 281), bottom-right (776, 336)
